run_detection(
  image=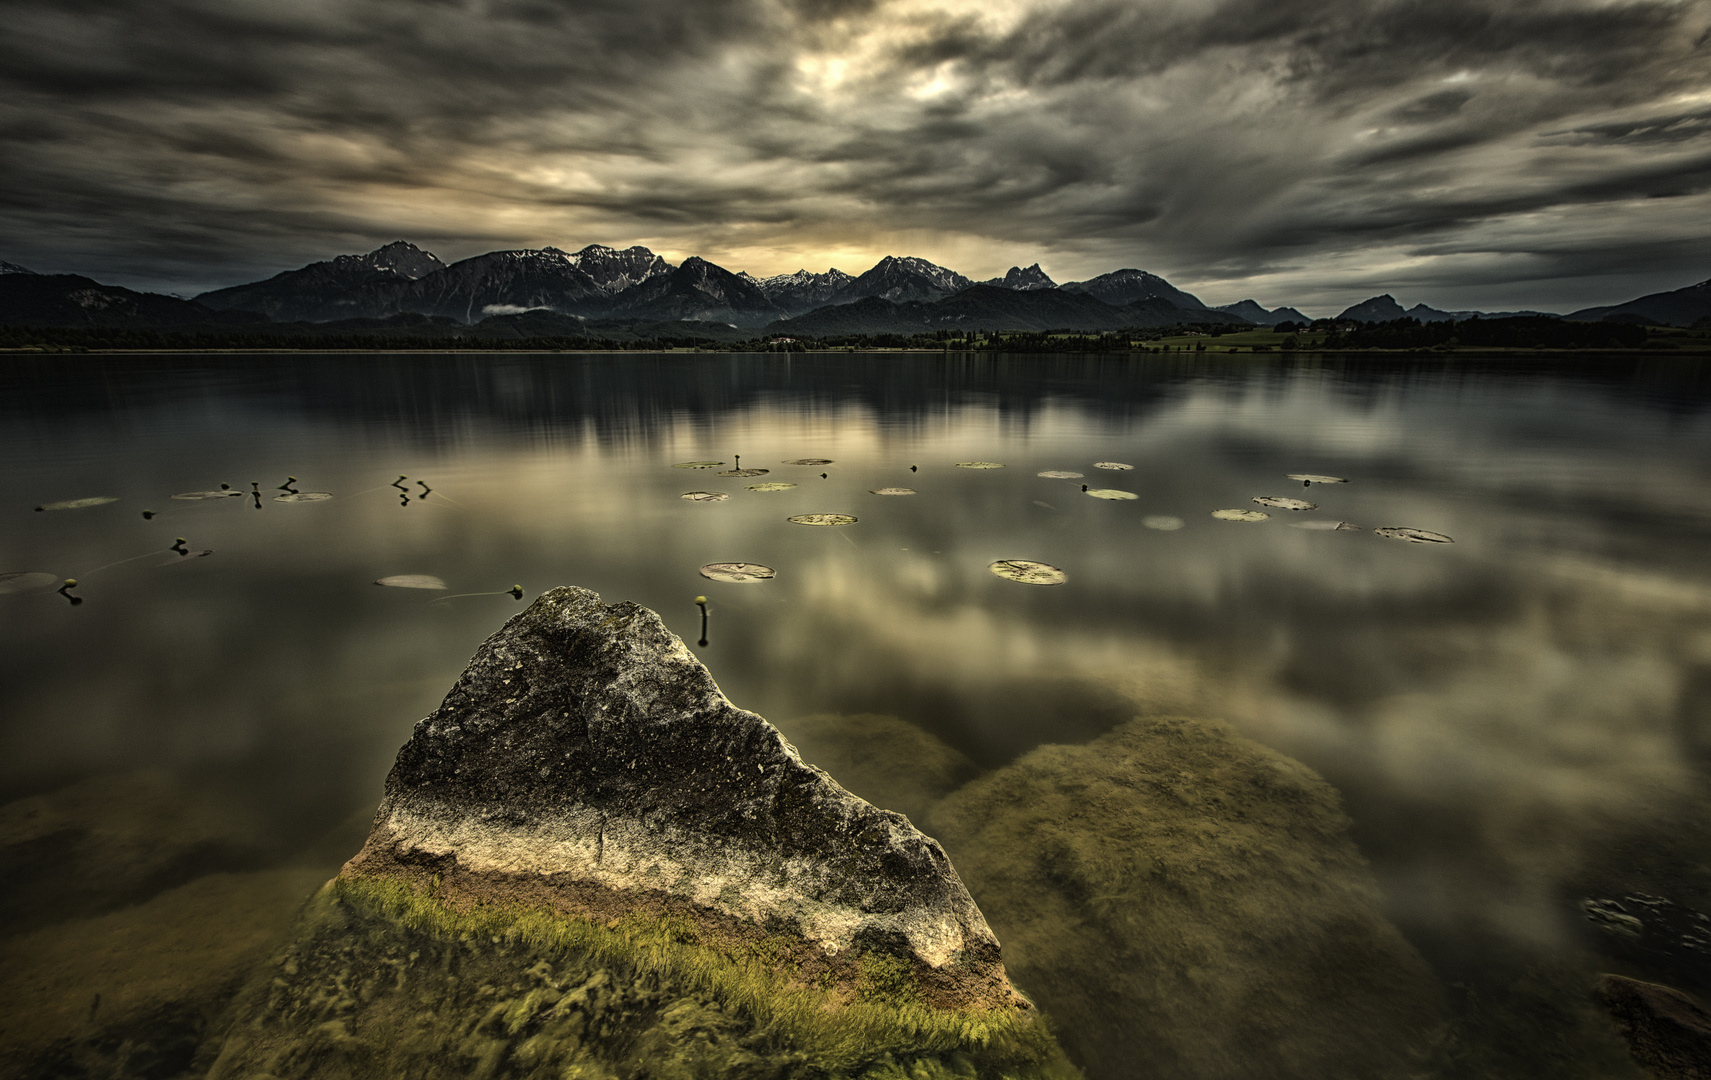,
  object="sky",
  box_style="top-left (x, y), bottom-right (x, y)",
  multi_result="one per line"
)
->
top-left (3, 0), bottom-right (1710, 315)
